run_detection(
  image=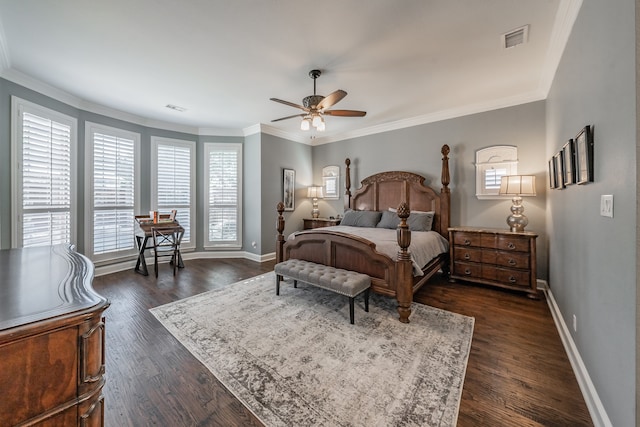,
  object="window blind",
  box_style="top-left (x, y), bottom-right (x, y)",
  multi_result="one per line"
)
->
top-left (206, 145), bottom-right (241, 245)
top-left (157, 143), bottom-right (192, 244)
top-left (21, 111), bottom-right (72, 247)
top-left (92, 132), bottom-right (135, 255)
